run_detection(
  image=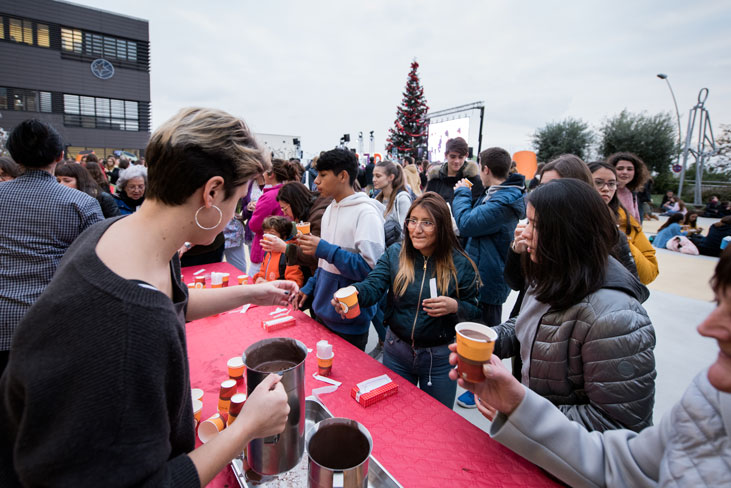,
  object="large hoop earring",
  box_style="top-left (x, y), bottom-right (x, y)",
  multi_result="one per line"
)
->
top-left (195, 205), bottom-right (223, 230)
